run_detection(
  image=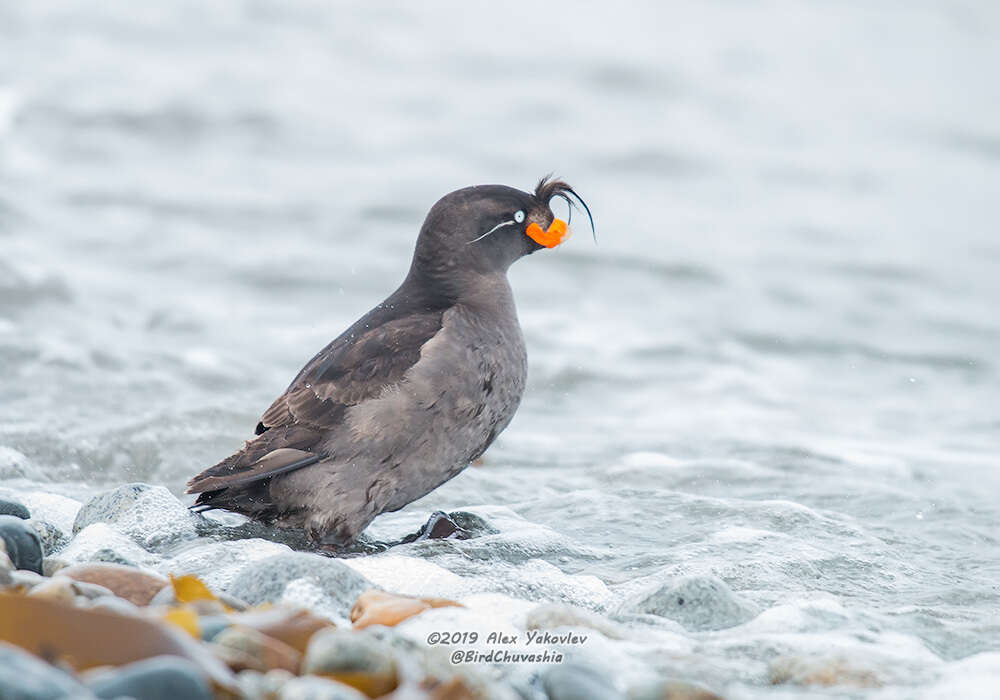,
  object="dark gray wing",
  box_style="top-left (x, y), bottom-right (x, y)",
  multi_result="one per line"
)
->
top-left (186, 309), bottom-right (444, 495)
